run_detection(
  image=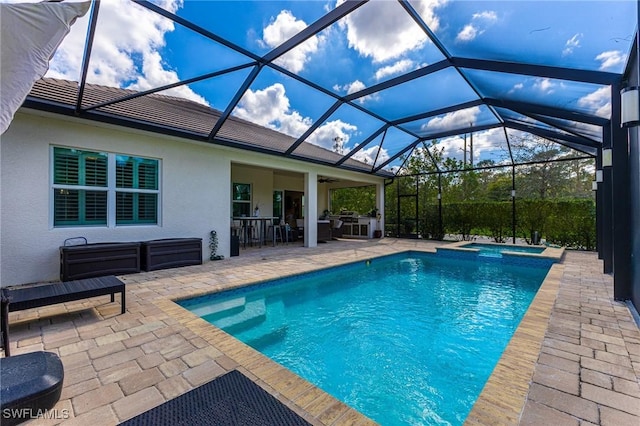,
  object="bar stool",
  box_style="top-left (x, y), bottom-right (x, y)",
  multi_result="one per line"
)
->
top-left (283, 223), bottom-right (291, 244)
top-left (248, 219), bottom-right (262, 247)
top-left (269, 218), bottom-right (286, 245)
